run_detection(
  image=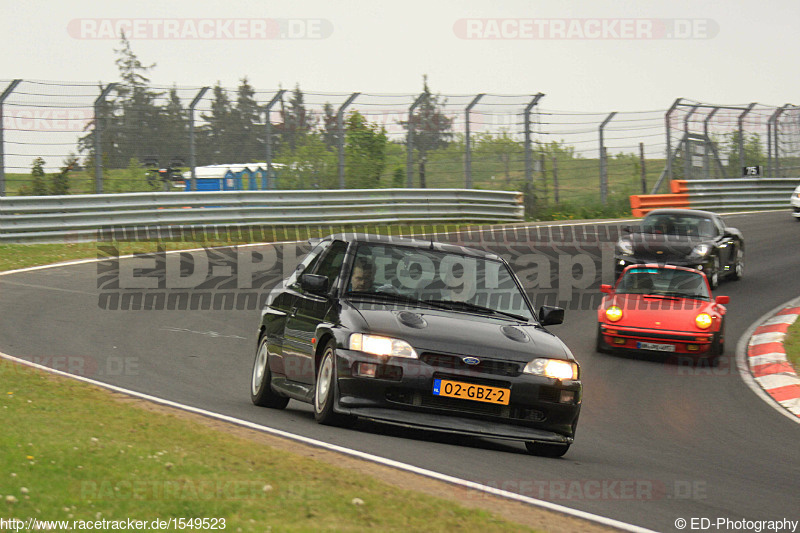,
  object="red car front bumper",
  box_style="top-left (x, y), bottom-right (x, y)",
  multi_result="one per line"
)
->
top-left (598, 323), bottom-right (717, 355)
